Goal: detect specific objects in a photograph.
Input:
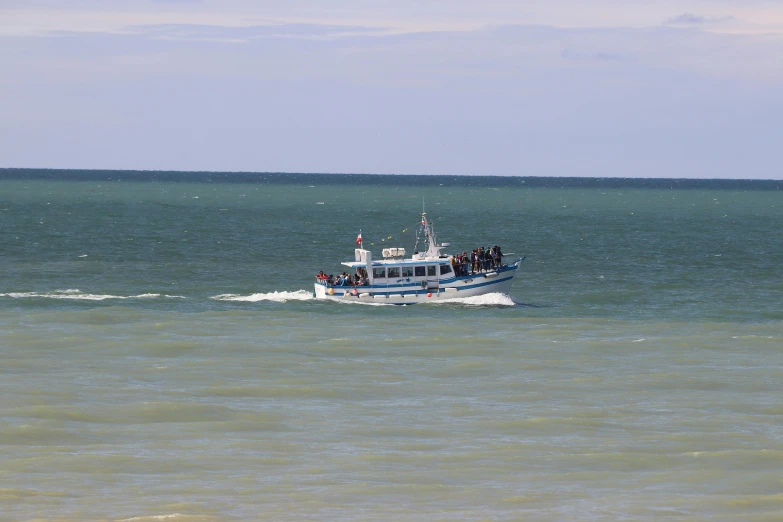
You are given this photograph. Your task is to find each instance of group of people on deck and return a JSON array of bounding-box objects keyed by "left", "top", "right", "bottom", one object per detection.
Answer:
[
  {"left": 452, "top": 246, "right": 503, "bottom": 276},
  {"left": 315, "top": 268, "right": 369, "bottom": 287}
]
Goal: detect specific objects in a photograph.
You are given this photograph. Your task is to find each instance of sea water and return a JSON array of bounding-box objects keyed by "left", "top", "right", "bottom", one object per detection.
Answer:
[{"left": 1, "top": 170, "right": 781, "bottom": 521}]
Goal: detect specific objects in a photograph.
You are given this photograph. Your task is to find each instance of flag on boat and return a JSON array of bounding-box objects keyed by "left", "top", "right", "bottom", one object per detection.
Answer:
[{"left": 356, "top": 231, "right": 362, "bottom": 245}]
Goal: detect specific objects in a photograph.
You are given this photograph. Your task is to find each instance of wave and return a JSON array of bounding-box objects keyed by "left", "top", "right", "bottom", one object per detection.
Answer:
[
  {"left": 212, "top": 290, "right": 515, "bottom": 306},
  {"left": 433, "top": 292, "right": 516, "bottom": 306},
  {"left": 210, "top": 290, "right": 314, "bottom": 302},
  {"left": 119, "top": 515, "right": 221, "bottom": 522},
  {"left": 326, "top": 291, "right": 516, "bottom": 307},
  {"left": 0, "top": 288, "right": 514, "bottom": 306},
  {"left": 0, "top": 289, "right": 186, "bottom": 301}
]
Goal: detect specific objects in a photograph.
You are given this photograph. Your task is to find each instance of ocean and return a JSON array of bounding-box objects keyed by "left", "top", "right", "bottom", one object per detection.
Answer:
[{"left": 1, "top": 169, "right": 781, "bottom": 521}]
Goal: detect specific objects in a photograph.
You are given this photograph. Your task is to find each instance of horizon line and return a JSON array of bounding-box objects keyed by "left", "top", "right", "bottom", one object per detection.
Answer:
[
  {"left": 2, "top": 167, "right": 782, "bottom": 183},
  {"left": 2, "top": 168, "right": 781, "bottom": 188}
]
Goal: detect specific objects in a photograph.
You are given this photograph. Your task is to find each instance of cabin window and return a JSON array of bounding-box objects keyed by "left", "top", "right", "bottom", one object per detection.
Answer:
[
  {"left": 427, "top": 266, "right": 436, "bottom": 277},
  {"left": 373, "top": 267, "right": 386, "bottom": 279},
  {"left": 440, "top": 264, "right": 452, "bottom": 275},
  {"left": 402, "top": 267, "right": 414, "bottom": 278},
  {"left": 387, "top": 267, "right": 400, "bottom": 278},
  {"left": 414, "top": 266, "right": 426, "bottom": 277}
]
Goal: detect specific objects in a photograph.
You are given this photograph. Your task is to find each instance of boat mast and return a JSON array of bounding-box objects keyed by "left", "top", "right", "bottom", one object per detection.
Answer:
[
  {"left": 421, "top": 211, "right": 440, "bottom": 258},
  {"left": 413, "top": 199, "right": 442, "bottom": 258}
]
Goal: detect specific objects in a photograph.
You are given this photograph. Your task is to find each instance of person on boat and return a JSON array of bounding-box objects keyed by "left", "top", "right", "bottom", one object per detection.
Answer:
[
  {"left": 495, "top": 246, "right": 503, "bottom": 268},
  {"left": 461, "top": 252, "right": 469, "bottom": 276}
]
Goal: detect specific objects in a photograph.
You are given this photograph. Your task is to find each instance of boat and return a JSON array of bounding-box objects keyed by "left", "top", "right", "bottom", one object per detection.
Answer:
[{"left": 313, "top": 211, "right": 525, "bottom": 304}]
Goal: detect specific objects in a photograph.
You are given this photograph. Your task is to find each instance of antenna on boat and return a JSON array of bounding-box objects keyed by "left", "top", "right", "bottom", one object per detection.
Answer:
[
  {"left": 414, "top": 198, "right": 425, "bottom": 255},
  {"left": 414, "top": 198, "right": 443, "bottom": 258}
]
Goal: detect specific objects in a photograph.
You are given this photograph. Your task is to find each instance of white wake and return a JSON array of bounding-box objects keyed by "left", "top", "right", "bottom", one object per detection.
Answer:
[
  {"left": 0, "top": 289, "right": 186, "bottom": 301},
  {"left": 210, "top": 290, "right": 315, "bottom": 302},
  {"left": 434, "top": 292, "right": 516, "bottom": 306}
]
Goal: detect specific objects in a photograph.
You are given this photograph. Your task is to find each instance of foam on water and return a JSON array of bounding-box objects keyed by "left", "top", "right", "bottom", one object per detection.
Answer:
[
  {"left": 327, "top": 292, "right": 516, "bottom": 307},
  {"left": 0, "top": 289, "right": 514, "bottom": 306},
  {"left": 434, "top": 292, "right": 516, "bottom": 306},
  {"left": 210, "top": 290, "right": 315, "bottom": 302},
  {"left": 0, "top": 289, "right": 186, "bottom": 301},
  {"left": 120, "top": 513, "right": 219, "bottom": 522}
]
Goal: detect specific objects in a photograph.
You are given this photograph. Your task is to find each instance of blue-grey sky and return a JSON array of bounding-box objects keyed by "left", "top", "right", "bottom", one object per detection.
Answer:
[{"left": 2, "top": 0, "right": 782, "bottom": 178}]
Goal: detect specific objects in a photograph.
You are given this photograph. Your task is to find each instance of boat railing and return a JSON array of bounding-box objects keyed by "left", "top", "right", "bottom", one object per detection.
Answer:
[{"left": 316, "top": 276, "right": 372, "bottom": 288}]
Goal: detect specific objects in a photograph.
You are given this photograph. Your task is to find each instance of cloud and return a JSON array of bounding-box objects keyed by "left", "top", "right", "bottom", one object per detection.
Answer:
[
  {"left": 133, "top": 23, "right": 387, "bottom": 43},
  {"left": 667, "top": 13, "right": 709, "bottom": 24},
  {"left": 665, "top": 13, "right": 737, "bottom": 25},
  {"left": 561, "top": 49, "right": 635, "bottom": 63},
  {"left": 2, "top": 3, "right": 783, "bottom": 40}
]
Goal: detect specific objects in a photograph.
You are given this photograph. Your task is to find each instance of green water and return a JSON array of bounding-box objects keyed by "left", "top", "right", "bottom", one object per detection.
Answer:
[{"left": 1, "top": 171, "right": 781, "bottom": 521}]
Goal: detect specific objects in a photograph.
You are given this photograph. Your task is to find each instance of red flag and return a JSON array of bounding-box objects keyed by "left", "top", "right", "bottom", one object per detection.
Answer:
[{"left": 355, "top": 232, "right": 362, "bottom": 245}]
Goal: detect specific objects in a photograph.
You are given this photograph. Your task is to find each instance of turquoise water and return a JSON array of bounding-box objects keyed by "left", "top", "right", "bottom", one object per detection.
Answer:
[{"left": 1, "top": 171, "right": 782, "bottom": 520}]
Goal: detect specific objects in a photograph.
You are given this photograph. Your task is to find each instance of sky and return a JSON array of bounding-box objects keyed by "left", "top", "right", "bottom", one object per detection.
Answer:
[{"left": 1, "top": 0, "right": 782, "bottom": 179}]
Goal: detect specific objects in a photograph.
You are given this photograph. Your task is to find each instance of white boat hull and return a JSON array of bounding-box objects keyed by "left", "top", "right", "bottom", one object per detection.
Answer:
[{"left": 314, "top": 259, "right": 522, "bottom": 305}]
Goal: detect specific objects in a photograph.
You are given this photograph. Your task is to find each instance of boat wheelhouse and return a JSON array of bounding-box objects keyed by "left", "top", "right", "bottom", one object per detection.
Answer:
[{"left": 314, "top": 211, "right": 524, "bottom": 304}]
